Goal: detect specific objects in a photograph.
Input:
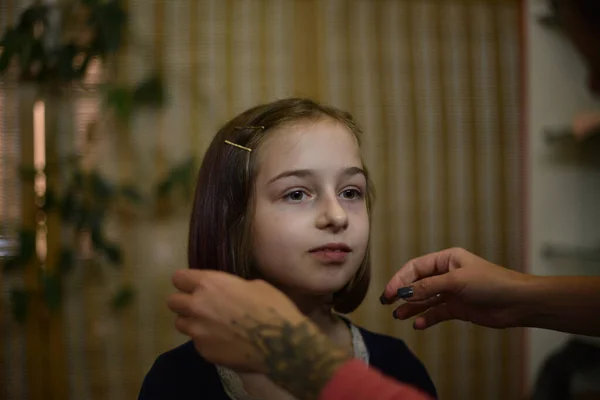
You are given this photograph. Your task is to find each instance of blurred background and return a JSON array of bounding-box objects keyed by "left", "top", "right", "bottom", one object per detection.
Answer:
[{"left": 1, "top": 0, "right": 599, "bottom": 399}]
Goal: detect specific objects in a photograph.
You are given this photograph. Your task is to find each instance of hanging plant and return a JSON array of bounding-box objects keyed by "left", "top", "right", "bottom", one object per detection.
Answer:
[{"left": 0, "top": 0, "right": 194, "bottom": 323}]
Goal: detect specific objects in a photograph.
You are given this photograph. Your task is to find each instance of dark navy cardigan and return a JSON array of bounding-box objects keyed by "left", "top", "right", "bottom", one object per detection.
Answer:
[{"left": 139, "top": 326, "right": 437, "bottom": 399}]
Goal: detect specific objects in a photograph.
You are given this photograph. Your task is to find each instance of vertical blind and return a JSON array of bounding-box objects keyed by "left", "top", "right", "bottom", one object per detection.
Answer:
[{"left": 0, "top": 1, "right": 524, "bottom": 399}]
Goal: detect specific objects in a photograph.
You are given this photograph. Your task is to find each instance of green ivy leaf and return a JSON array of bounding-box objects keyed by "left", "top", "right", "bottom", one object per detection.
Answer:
[
  {"left": 0, "top": 28, "right": 19, "bottom": 73},
  {"left": 56, "top": 43, "right": 81, "bottom": 81},
  {"left": 156, "top": 177, "right": 174, "bottom": 197},
  {"left": 90, "top": 0, "right": 126, "bottom": 54},
  {"left": 103, "top": 242, "right": 123, "bottom": 266},
  {"left": 74, "top": 52, "right": 93, "bottom": 79},
  {"left": 72, "top": 169, "right": 84, "bottom": 188},
  {"left": 40, "top": 272, "right": 62, "bottom": 313},
  {"left": 176, "top": 157, "right": 195, "bottom": 198},
  {"left": 132, "top": 75, "right": 165, "bottom": 108},
  {"left": 104, "top": 86, "right": 133, "bottom": 121},
  {"left": 156, "top": 157, "right": 195, "bottom": 198},
  {"left": 174, "top": 157, "right": 195, "bottom": 180},
  {"left": 16, "top": 5, "right": 49, "bottom": 34},
  {"left": 10, "top": 288, "right": 30, "bottom": 324},
  {"left": 90, "top": 171, "right": 114, "bottom": 202},
  {"left": 18, "top": 36, "right": 46, "bottom": 81},
  {"left": 89, "top": 219, "right": 105, "bottom": 250},
  {"left": 0, "top": 46, "right": 12, "bottom": 73},
  {"left": 18, "top": 34, "right": 34, "bottom": 70},
  {"left": 111, "top": 284, "right": 135, "bottom": 311},
  {"left": 120, "top": 185, "right": 144, "bottom": 203}
]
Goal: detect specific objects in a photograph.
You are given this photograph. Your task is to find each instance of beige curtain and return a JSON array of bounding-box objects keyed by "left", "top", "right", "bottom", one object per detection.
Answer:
[{"left": 1, "top": 1, "right": 524, "bottom": 399}]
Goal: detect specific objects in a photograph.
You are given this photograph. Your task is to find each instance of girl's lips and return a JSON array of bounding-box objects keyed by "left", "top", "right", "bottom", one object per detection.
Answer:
[
  {"left": 309, "top": 248, "right": 350, "bottom": 263},
  {"left": 309, "top": 242, "right": 352, "bottom": 252}
]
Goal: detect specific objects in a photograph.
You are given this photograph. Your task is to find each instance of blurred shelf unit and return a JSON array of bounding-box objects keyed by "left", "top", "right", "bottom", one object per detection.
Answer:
[
  {"left": 537, "top": 12, "right": 561, "bottom": 29},
  {"left": 543, "top": 126, "right": 600, "bottom": 145},
  {"left": 542, "top": 243, "right": 600, "bottom": 263},
  {"left": 544, "top": 126, "right": 576, "bottom": 144}
]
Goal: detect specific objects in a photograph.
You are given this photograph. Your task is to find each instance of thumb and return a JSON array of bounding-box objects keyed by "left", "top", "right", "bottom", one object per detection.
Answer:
[
  {"left": 405, "top": 274, "right": 456, "bottom": 302},
  {"left": 413, "top": 303, "right": 454, "bottom": 330}
]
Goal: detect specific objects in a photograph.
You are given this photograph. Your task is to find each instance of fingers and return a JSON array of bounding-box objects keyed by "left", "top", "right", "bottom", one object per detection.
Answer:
[
  {"left": 410, "top": 274, "right": 457, "bottom": 301},
  {"left": 174, "top": 315, "right": 205, "bottom": 338},
  {"left": 167, "top": 292, "right": 193, "bottom": 317},
  {"left": 392, "top": 294, "right": 445, "bottom": 320},
  {"left": 174, "top": 315, "right": 191, "bottom": 336},
  {"left": 172, "top": 269, "right": 247, "bottom": 294},
  {"left": 172, "top": 269, "right": 205, "bottom": 294},
  {"left": 384, "top": 273, "right": 457, "bottom": 310},
  {"left": 413, "top": 303, "right": 454, "bottom": 330},
  {"left": 382, "top": 248, "right": 465, "bottom": 301}
]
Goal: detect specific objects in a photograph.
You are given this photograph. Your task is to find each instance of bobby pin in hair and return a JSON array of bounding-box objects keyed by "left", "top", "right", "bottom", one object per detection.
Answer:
[{"left": 224, "top": 140, "right": 252, "bottom": 152}]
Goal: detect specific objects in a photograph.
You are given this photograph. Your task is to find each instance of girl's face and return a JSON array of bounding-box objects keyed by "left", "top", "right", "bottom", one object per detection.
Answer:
[{"left": 251, "top": 118, "right": 370, "bottom": 298}]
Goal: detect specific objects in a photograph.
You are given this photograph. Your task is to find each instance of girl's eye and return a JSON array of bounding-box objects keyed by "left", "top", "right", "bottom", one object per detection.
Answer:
[
  {"left": 340, "top": 188, "right": 363, "bottom": 200},
  {"left": 284, "top": 190, "right": 308, "bottom": 202}
]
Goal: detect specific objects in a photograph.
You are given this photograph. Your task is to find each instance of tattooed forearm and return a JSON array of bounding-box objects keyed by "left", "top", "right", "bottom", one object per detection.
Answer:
[{"left": 234, "top": 310, "right": 351, "bottom": 400}]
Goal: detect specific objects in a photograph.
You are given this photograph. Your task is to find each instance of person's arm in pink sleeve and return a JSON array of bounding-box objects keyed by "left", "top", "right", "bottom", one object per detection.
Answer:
[{"left": 319, "top": 359, "right": 433, "bottom": 400}]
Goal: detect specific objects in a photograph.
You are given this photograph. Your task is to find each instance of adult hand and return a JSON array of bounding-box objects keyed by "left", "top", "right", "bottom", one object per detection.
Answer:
[
  {"left": 380, "top": 248, "right": 531, "bottom": 330},
  {"left": 167, "top": 269, "right": 352, "bottom": 399},
  {"left": 167, "top": 269, "right": 308, "bottom": 373}
]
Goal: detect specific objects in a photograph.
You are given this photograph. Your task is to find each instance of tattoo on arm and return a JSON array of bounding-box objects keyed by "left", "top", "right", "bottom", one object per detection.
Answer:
[{"left": 234, "top": 310, "right": 351, "bottom": 400}]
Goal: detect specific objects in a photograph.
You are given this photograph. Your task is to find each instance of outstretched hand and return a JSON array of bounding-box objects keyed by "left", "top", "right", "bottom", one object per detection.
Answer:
[{"left": 381, "top": 248, "right": 531, "bottom": 330}]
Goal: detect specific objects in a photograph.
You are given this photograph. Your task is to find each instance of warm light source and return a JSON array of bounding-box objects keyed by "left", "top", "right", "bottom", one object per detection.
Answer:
[
  {"left": 33, "top": 100, "right": 46, "bottom": 171},
  {"left": 33, "top": 100, "right": 47, "bottom": 264}
]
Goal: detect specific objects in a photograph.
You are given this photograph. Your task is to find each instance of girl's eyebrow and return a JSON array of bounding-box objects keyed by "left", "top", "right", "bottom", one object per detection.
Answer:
[{"left": 267, "top": 167, "right": 365, "bottom": 186}]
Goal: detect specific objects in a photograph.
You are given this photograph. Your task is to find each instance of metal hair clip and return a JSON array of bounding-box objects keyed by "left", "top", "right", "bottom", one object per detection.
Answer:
[
  {"left": 224, "top": 140, "right": 252, "bottom": 152},
  {"left": 225, "top": 126, "right": 265, "bottom": 152}
]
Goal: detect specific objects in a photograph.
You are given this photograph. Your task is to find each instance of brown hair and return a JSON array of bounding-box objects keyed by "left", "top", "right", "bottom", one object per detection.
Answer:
[{"left": 188, "top": 98, "right": 374, "bottom": 314}]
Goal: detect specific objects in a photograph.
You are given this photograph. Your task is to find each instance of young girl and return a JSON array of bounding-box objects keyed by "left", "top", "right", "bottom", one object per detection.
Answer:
[{"left": 139, "top": 98, "right": 437, "bottom": 399}]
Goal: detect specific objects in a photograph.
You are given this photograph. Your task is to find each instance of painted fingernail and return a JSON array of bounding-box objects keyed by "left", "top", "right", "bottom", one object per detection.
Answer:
[
  {"left": 397, "top": 286, "right": 414, "bottom": 299},
  {"left": 379, "top": 293, "right": 389, "bottom": 305},
  {"left": 392, "top": 310, "right": 398, "bottom": 319}
]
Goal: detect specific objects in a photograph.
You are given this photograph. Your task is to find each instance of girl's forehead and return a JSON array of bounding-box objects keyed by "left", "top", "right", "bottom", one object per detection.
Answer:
[{"left": 256, "top": 120, "right": 362, "bottom": 172}]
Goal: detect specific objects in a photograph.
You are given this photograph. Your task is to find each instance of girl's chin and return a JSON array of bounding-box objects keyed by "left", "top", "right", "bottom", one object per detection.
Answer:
[
  {"left": 280, "top": 281, "right": 349, "bottom": 299},
  {"left": 262, "top": 268, "right": 358, "bottom": 299}
]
